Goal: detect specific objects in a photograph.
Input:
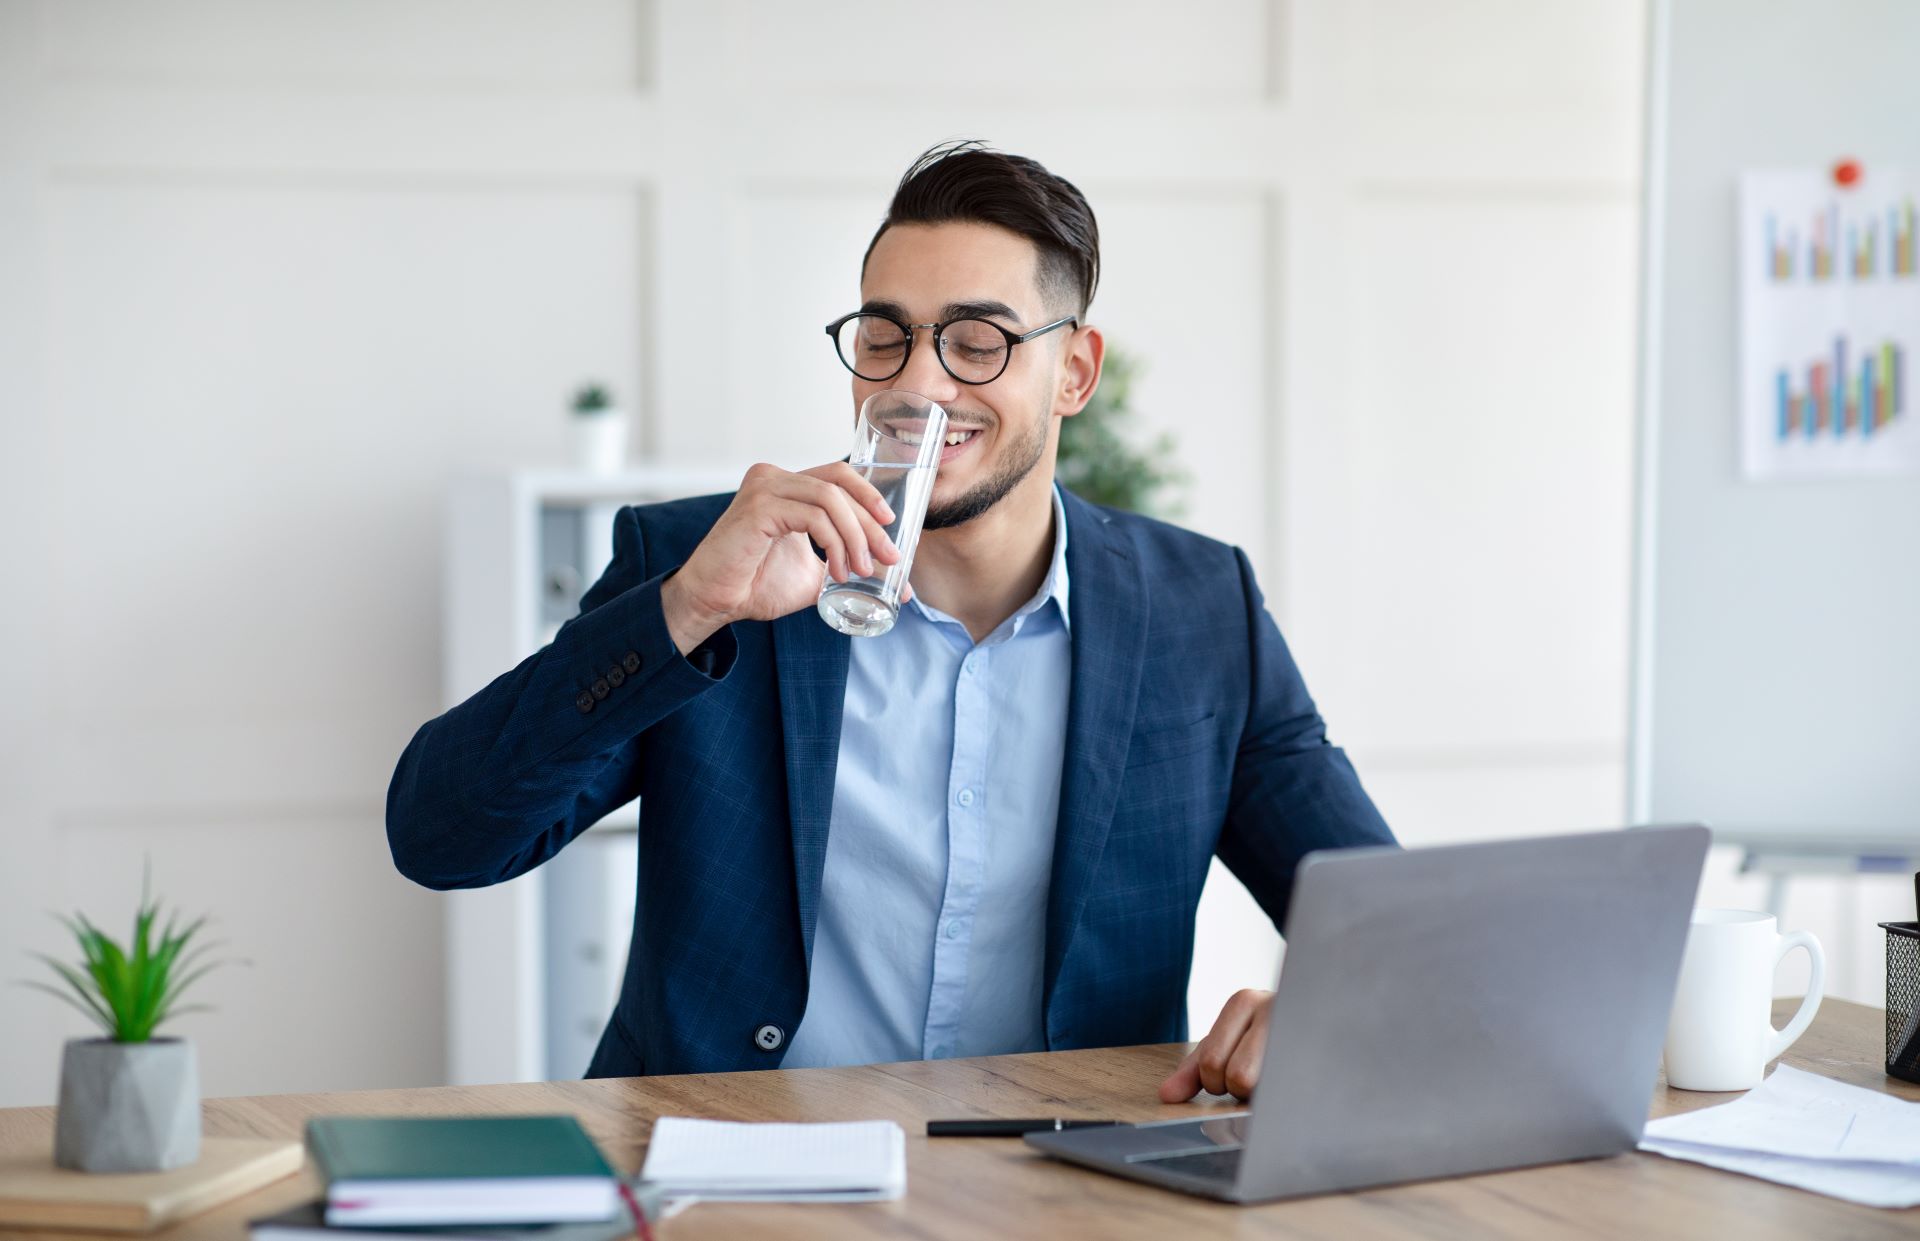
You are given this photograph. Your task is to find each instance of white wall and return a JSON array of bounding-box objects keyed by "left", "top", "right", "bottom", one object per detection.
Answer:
[{"left": 1, "top": 0, "right": 1661, "bottom": 1105}]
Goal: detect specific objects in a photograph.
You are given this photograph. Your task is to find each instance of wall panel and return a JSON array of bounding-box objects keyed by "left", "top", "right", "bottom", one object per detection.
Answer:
[
  {"left": 1353, "top": 0, "right": 1643, "bottom": 109},
  {"left": 714, "top": 0, "right": 1277, "bottom": 104},
  {"left": 40, "top": 0, "right": 650, "bottom": 91},
  {"left": 1307, "top": 196, "right": 1639, "bottom": 754},
  {"left": 44, "top": 179, "right": 643, "bottom": 811}
]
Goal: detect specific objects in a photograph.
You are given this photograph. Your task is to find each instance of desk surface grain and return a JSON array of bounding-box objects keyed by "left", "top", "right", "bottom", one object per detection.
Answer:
[{"left": 0, "top": 998, "right": 1910, "bottom": 1239}]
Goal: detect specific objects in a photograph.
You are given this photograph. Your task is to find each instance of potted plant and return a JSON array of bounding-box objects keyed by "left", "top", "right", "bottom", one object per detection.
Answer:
[
  {"left": 1055, "top": 346, "right": 1188, "bottom": 517},
  {"left": 25, "top": 876, "right": 226, "bottom": 1172},
  {"left": 570, "top": 382, "right": 630, "bottom": 475}
]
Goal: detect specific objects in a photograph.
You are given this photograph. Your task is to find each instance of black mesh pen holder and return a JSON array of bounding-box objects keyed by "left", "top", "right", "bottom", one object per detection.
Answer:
[{"left": 1882, "top": 921, "right": 1920, "bottom": 1083}]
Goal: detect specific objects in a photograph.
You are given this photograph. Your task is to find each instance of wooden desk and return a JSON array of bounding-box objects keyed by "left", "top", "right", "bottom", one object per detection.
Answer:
[{"left": 1, "top": 999, "right": 1911, "bottom": 1239}]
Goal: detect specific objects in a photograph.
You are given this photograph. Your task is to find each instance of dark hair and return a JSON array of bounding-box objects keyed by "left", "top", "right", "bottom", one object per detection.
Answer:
[{"left": 863, "top": 140, "right": 1100, "bottom": 316}]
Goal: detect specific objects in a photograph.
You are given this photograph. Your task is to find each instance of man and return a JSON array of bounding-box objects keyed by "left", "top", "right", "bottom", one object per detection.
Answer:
[{"left": 386, "top": 141, "right": 1395, "bottom": 1103}]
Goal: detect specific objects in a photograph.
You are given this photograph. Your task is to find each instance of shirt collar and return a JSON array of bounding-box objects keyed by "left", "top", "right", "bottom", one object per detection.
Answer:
[
  {"left": 906, "top": 483, "right": 1071, "bottom": 638},
  {"left": 1021, "top": 484, "right": 1067, "bottom": 637}
]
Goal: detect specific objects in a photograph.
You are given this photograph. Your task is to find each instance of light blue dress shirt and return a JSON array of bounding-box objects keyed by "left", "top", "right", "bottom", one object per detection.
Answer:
[{"left": 782, "top": 486, "right": 1072, "bottom": 1067}]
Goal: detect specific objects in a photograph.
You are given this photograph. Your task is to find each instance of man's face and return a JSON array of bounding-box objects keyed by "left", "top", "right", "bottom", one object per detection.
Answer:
[{"left": 855, "top": 221, "right": 1067, "bottom": 529}]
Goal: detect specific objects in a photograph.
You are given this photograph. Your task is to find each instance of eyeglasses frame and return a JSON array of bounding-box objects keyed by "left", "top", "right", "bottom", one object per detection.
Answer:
[{"left": 823, "top": 310, "right": 1079, "bottom": 386}]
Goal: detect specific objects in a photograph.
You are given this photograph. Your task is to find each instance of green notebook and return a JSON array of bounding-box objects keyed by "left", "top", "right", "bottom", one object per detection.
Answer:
[{"left": 306, "top": 1116, "right": 619, "bottom": 1228}]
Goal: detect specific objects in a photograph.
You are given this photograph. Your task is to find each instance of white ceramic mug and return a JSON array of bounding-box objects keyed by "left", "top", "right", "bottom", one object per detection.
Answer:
[{"left": 1663, "top": 908, "right": 1824, "bottom": 1092}]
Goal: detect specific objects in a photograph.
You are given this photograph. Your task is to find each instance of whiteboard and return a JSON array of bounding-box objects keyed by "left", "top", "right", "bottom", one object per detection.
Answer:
[{"left": 1629, "top": 0, "right": 1920, "bottom": 845}]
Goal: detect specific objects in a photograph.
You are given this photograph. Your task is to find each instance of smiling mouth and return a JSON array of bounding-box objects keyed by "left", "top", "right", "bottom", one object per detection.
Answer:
[{"left": 898, "top": 427, "right": 984, "bottom": 446}]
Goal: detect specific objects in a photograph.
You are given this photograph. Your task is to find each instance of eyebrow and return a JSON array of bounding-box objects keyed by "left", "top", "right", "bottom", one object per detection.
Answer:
[{"left": 858, "top": 297, "right": 1026, "bottom": 327}]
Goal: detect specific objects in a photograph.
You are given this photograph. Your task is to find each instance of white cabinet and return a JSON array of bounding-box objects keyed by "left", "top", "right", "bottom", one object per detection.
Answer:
[{"left": 442, "top": 466, "right": 743, "bottom": 1085}]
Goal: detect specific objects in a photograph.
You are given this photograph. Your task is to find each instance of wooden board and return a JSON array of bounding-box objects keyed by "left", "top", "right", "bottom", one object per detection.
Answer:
[{"left": 0, "top": 1138, "right": 303, "bottom": 1232}]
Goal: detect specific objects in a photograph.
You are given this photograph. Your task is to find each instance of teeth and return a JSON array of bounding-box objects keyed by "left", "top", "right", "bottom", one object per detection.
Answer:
[
  {"left": 944, "top": 430, "right": 975, "bottom": 445},
  {"left": 898, "top": 430, "right": 921, "bottom": 445}
]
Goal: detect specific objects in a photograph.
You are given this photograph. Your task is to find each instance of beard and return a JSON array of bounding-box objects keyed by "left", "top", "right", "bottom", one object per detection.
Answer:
[{"left": 923, "top": 405, "right": 1051, "bottom": 531}]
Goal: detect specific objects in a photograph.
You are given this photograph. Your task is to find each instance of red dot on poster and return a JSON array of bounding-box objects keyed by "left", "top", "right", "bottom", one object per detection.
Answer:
[{"left": 1834, "top": 159, "right": 1863, "bottom": 187}]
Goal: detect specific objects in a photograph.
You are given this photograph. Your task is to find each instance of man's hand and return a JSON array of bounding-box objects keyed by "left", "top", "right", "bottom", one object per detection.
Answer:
[
  {"left": 1158, "top": 988, "right": 1274, "bottom": 1102},
  {"left": 660, "top": 462, "right": 901, "bottom": 654}
]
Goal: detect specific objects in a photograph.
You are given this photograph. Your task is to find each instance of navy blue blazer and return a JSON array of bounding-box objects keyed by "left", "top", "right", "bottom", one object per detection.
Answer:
[{"left": 386, "top": 487, "right": 1395, "bottom": 1078}]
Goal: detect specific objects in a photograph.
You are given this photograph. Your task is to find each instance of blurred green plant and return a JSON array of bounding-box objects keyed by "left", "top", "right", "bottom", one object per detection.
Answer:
[
  {"left": 23, "top": 869, "right": 227, "bottom": 1043},
  {"left": 1054, "top": 346, "right": 1187, "bottom": 518},
  {"left": 570, "top": 383, "right": 613, "bottom": 415}
]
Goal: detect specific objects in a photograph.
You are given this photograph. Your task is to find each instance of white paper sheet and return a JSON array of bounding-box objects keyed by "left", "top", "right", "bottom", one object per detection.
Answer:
[{"left": 1640, "top": 1065, "right": 1920, "bottom": 1207}]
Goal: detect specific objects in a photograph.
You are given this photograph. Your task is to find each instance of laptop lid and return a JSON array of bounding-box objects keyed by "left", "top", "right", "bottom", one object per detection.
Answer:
[{"left": 1233, "top": 824, "right": 1709, "bottom": 1201}]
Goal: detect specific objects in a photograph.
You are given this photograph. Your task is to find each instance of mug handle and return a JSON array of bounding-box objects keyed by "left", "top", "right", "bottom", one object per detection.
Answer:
[{"left": 1767, "top": 930, "right": 1826, "bottom": 1062}]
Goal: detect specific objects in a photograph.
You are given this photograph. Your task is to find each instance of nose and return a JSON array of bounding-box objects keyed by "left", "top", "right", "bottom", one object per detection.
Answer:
[{"left": 897, "top": 326, "right": 962, "bottom": 404}]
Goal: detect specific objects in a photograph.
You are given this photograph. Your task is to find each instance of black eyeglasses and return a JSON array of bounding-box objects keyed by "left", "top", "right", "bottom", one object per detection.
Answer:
[{"left": 825, "top": 311, "right": 1077, "bottom": 386}]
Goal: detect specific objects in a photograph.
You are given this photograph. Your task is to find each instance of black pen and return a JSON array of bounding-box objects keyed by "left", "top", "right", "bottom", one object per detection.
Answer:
[{"left": 927, "top": 1118, "right": 1120, "bottom": 1137}]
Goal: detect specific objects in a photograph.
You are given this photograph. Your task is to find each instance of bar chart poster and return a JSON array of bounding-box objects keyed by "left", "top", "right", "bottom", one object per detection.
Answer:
[{"left": 1739, "top": 168, "right": 1919, "bottom": 479}]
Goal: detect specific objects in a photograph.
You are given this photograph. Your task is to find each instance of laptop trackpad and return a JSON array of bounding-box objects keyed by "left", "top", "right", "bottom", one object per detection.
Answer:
[{"left": 1059, "top": 1114, "right": 1251, "bottom": 1163}]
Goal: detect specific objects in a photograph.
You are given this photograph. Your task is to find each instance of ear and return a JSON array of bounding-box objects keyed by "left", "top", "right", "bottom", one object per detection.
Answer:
[{"left": 1054, "top": 323, "right": 1105, "bottom": 418}]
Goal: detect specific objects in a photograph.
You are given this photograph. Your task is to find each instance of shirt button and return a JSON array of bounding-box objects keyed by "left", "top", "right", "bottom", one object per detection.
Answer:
[
  {"left": 964, "top": 657, "right": 978, "bottom": 676},
  {"left": 591, "top": 678, "right": 610, "bottom": 700},
  {"left": 575, "top": 691, "right": 595, "bottom": 714},
  {"left": 622, "top": 651, "right": 642, "bottom": 674},
  {"left": 931, "top": 1045, "right": 951, "bottom": 1059},
  {"left": 606, "top": 665, "right": 626, "bottom": 688},
  {"left": 945, "top": 920, "right": 962, "bottom": 939},
  {"left": 753, "top": 1024, "right": 785, "bottom": 1052},
  {"left": 956, "top": 789, "right": 975, "bottom": 808}
]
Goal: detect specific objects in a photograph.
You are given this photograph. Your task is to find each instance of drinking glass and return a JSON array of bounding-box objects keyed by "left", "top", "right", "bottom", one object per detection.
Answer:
[{"left": 816, "top": 390, "right": 946, "bottom": 637}]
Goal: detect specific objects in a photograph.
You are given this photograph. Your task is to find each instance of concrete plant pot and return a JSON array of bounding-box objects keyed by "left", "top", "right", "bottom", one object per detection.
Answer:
[{"left": 54, "top": 1038, "right": 201, "bottom": 1172}]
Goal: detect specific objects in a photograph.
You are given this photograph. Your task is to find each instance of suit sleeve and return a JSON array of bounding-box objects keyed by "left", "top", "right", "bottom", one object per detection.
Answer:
[
  {"left": 1215, "top": 546, "right": 1397, "bottom": 933},
  {"left": 385, "top": 504, "right": 737, "bottom": 890}
]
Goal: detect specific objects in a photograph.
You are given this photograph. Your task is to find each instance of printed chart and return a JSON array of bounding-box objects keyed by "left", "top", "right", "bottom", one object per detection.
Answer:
[{"left": 1741, "top": 168, "right": 1920, "bottom": 478}]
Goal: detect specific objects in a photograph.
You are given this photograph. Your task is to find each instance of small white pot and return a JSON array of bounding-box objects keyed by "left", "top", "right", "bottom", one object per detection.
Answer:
[
  {"left": 573, "top": 409, "right": 631, "bottom": 475},
  {"left": 55, "top": 1038, "right": 201, "bottom": 1172}
]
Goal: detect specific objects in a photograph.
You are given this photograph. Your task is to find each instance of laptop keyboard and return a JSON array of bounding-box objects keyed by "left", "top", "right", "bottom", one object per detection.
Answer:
[{"left": 1143, "top": 1147, "right": 1244, "bottom": 1183}]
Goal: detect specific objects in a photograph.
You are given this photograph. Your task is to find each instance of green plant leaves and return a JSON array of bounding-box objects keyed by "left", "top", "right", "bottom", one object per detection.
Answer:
[
  {"left": 24, "top": 880, "right": 226, "bottom": 1043},
  {"left": 571, "top": 383, "right": 613, "bottom": 414}
]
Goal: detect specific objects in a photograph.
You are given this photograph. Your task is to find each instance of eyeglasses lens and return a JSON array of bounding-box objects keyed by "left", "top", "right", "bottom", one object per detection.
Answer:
[
  {"left": 836, "top": 315, "right": 907, "bottom": 380},
  {"left": 938, "top": 319, "right": 1009, "bottom": 383}
]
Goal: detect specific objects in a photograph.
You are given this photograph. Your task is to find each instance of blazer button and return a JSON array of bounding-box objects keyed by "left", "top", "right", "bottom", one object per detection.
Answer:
[
  {"left": 622, "top": 651, "right": 642, "bottom": 674},
  {"left": 753, "top": 1024, "right": 785, "bottom": 1052},
  {"left": 575, "top": 691, "right": 595, "bottom": 714},
  {"left": 591, "top": 678, "right": 610, "bottom": 700},
  {"left": 606, "top": 666, "right": 626, "bottom": 688}
]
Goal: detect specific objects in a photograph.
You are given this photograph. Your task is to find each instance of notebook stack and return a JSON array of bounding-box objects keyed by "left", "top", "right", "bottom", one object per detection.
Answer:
[{"left": 251, "top": 1116, "right": 632, "bottom": 1241}]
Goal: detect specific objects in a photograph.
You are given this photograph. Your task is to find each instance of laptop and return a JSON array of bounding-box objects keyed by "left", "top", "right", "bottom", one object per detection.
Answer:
[{"left": 1025, "top": 824, "right": 1710, "bottom": 1203}]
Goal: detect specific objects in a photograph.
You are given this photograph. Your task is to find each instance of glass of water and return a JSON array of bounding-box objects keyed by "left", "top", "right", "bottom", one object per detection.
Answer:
[{"left": 816, "top": 390, "right": 947, "bottom": 637}]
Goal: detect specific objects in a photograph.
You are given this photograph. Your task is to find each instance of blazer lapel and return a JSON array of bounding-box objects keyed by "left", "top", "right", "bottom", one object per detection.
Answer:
[
  {"left": 771, "top": 608, "right": 850, "bottom": 965},
  {"left": 1044, "top": 492, "right": 1149, "bottom": 1018}
]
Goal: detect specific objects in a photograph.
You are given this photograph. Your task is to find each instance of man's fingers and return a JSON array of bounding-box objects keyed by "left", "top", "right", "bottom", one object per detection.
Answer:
[
  {"left": 790, "top": 477, "right": 873, "bottom": 577},
  {"left": 811, "top": 463, "right": 900, "bottom": 564},
  {"left": 1158, "top": 1050, "right": 1202, "bottom": 1103},
  {"left": 1194, "top": 989, "right": 1268, "bottom": 1097},
  {"left": 782, "top": 474, "right": 894, "bottom": 576},
  {"left": 1222, "top": 1003, "right": 1271, "bottom": 1101},
  {"left": 773, "top": 500, "right": 848, "bottom": 582},
  {"left": 810, "top": 461, "right": 895, "bottom": 526}
]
